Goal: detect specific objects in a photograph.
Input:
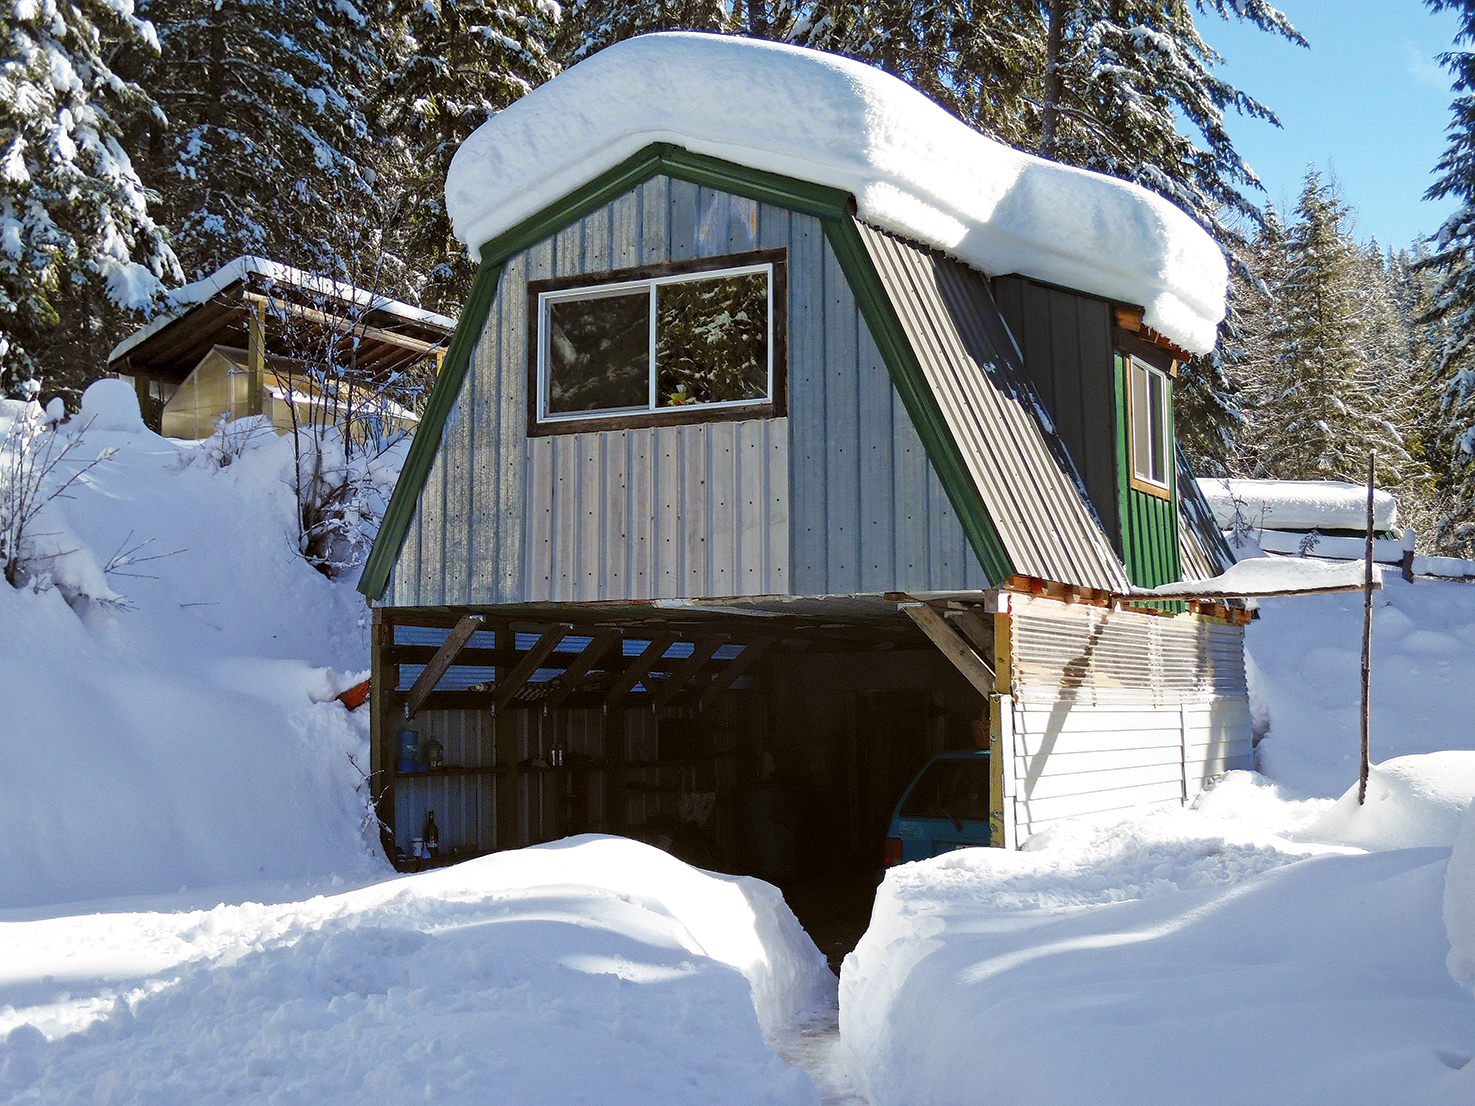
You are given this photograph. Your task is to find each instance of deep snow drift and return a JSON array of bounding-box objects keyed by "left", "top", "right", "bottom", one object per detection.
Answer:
[
  {"left": 446, "top": 33, "right": 1226, "bottom": 353},
  {"left": 0, "top": 386, "right": 395, "bottom": 908},
  {"left": 0, "top": 836, "right": 835, "bottom": 1105},
  {"left": 1247, "top": 576, "right": 1475, "bottom": 797},
  {"left": 841, "top": 774, "right": 1475, "bottom": 1106}
]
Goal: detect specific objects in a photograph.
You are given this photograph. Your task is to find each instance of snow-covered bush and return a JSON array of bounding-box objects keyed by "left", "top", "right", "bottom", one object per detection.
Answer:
[{"left": 0, "top": 394, "right": 118, "bottom": 604}]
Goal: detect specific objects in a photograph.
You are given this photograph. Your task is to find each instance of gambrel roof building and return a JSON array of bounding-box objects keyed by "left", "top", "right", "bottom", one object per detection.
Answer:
[{"left": 359, "top": 34, "right": 1250, "bottom": 872}]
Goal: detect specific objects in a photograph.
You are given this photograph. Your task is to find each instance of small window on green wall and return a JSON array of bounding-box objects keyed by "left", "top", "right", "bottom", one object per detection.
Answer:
[{"left": 1128, "top": 356, "right": 1170, "bottom": 496}]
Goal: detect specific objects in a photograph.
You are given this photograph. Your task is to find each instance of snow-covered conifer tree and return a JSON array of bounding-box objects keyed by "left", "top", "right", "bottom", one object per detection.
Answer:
[
  {"left": 1415, "top": 1, "right": 1475, "bottom": 552},
  {"left": 1239, "top": 171, "right": 1410, "bottom": 485},
  {"left": 1, "top": 0, "right": 178, "bottom": 395},
  {"left": 560, "top": 0, "right": 730, "bottom": 63},
  {"left": 129, "top": 0, "right": 383, "bottom": 281},
  {"left": 379, "top": 0, "right": 561, "bottom": 310}
]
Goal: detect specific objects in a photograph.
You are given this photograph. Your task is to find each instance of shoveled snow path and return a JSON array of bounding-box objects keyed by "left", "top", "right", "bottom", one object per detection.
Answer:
[{"left": 771, "top": 1003, "right": 868, "bottom": 1106}]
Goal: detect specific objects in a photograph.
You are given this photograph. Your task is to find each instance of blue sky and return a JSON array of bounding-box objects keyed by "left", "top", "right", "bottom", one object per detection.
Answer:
[{"left": 1200, "top": 0, "right": 1465, "bottom": 249}]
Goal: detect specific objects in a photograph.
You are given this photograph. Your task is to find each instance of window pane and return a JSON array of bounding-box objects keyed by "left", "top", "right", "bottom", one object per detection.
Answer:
[
  {"left": 1148, "top": 369, "right": 1167, "bottom": 485},
  {"left": 899, "top": 759, "right": 991, "bottom": 822},
  {"left": 1131, "top": 362, "right": 1151, "bottom": 481},
  {"left": 655, "top": 272, "right": 768, "bottom": 407},
  {"left": 546, "top": 292, "right": 650, "bottom": 414}
]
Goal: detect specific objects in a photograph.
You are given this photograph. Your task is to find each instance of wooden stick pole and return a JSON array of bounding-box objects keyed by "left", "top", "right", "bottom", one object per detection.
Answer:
[{"left": 1360, "top": 451, "right": 1375, "bottom": 805}]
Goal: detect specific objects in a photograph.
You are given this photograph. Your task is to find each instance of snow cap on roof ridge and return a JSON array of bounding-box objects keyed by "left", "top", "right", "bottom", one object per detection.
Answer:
[{"left": 446, "top": 32, "right": 1228, "bottom": 353}]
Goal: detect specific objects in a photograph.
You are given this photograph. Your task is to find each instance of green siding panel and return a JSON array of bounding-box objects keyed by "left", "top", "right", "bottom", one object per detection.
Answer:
[{"left": 1113, "top": 351, "right": 1181, "bottom": 589}]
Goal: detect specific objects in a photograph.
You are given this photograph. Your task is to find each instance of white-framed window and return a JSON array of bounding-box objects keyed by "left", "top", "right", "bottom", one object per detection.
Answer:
[
  {"left": 530, "top": 251, "right": 783, "bottom": 433},
  {"left": 1128, "top": 355, "right": 1171, "bottom": 493}
]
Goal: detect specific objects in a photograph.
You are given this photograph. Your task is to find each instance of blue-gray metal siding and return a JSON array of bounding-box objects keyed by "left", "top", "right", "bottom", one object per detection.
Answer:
[{"left": 388, "top": 176, "right": 987, "bottom": 607}]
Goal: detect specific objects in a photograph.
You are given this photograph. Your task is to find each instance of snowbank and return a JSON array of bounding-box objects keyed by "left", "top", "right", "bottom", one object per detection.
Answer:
[
  {"left": 1143, "top": 553, "right": 1379, "bottom": 598},
  {"left": 1198, "top": 477, "right": 1397, "bottom": 532},
  {"left": 840, "top": 786, "right": 1473, "bottom": 1106},
  {"left": 1248, "top": 577, "right": 1475, "bottom": 797},
  {"left": 1304, "top": 753, "right": 1475, "bottom": 850},
  {"left": 1, "top": 397, "right": 389, "bottom": 908},
  {"left": 0, "top": 837, "right": 827, "bottom": 1105},
  {"left": 1446, "top": 799, "right": 1475, "bottom": 994},
  {"left": 446, "top": 33, "right": 1226, "bottom": 353}
]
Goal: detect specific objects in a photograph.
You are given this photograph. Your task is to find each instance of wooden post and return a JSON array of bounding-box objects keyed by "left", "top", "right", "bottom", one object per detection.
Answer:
[
  {"left": 1360, "top": 451, "right": 1375, "bottom": 805},
  {"left": 246, "top": 297, "right": 267, "bottom": 416},
  {"left": 495, "top": 628, "right": 520, "bottom": 849},
  {"left": 370, "top": 608, "right": 396, "bottom": 856}
]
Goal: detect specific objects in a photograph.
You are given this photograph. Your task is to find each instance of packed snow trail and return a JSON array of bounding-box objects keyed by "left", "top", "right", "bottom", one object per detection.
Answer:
[
  {"left": 0, "top": 837, "right": 834, "bottom": 1105},
  {"left": 771, "top": 1006, "right": 868, "bottom": 1106}
]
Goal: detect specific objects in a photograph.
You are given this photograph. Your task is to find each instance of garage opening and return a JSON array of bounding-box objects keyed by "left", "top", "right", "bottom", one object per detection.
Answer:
[{"left": 370, "top": 597, "right": 991, "bottom": 967}]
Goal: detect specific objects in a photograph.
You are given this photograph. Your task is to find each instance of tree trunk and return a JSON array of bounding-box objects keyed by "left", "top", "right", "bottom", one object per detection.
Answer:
[{"left": 1040, "top": 0, "right": 1068, "bottom": 159}]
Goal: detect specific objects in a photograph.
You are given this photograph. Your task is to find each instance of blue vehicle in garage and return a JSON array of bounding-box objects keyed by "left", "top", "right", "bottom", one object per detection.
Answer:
[{"left": 884, "top": 750, "right": 995, "bottom": 867}]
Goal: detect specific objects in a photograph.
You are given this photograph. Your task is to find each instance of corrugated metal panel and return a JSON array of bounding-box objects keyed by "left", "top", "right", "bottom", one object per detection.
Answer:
[
  {"left": 1007, "top": 593, "right": 1249, "bottom": 707},
  {"left": 524, "top": 421, "right": 788, "bottom": 600},
  {"left": 1109, "top": 350, "right": 1182, "bottom": 589},
  {"left": 393, "top": 175, "right": 989, "bottom": 606},
  {"left": 856, "top": 223, "right": 1130, "bottom": 592},
  {"left": 1176, "top": 448, "right": 1237, "bottom": 582}
]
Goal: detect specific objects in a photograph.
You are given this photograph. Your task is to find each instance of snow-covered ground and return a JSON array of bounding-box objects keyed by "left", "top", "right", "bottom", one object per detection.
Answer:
[
  {"left": 0, "top": 836, "right": 834, "bottom": 1104},
  {"left": 7, "top": 385, "right": 1475, "bottom": 1104}
]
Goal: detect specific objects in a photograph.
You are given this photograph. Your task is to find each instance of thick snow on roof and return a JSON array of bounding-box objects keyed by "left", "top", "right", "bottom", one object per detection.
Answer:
[
  {"left": 446, "top": 33, "right": 1227, "bottom": 353},
  {"left": 108, "top": 256, "right": 456, "bottom": 363},
  {"left": 1198, "top": 477, "right": 1398, "bottom": 532},
  {"left": 1142, "top": 554, "right": 1382, "bottom": 598}
]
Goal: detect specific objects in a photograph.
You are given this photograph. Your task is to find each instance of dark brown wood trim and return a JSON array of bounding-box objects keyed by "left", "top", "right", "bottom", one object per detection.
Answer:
[
  {"left": 527, "top": 248, "right": 788, "bottom": 437},
  {"left": 1114, "top": 329, "right": 1178, "bottom": 376}
]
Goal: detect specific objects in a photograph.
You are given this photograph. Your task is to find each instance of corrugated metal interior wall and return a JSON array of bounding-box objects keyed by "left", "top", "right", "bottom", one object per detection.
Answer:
[
  {"left": 388, "top": 175, "right": 987, "bottom": 607},
  {"left": 1000, "top": 593, "right": 1252, "bottom": 843}
]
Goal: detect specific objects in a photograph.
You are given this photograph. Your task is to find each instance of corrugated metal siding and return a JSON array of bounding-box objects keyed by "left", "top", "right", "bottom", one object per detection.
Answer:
[
  {"left": 992, "top": 276, "right": 1120, "bottom": 548},
  {"left": 390, "top": 176, "right": 988, "bottom": 605},
  {"left": 999, "top": 593, "right": 1253, "bottom": 842},
  {"left": 1176, "top": 447, "right": 1237, "bottom": 582},
  {"left": 525, "top": 421, "right": 788, "bottom": 600},
  {"left": 857, "top": 224, "right": 1129, "bottom": 592}
]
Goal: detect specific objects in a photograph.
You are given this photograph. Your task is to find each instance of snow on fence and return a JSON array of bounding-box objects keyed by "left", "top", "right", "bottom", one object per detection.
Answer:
[{"left": 1248, "top": 528, "right": 1475, "bottom": 581}]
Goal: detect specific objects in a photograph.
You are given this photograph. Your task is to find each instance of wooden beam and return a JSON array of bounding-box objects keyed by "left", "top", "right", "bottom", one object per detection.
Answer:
[
  {"left": 948, "top": 610, "right": 995, "bottom": 659},
  {"left": 604, "top": 634, "right": 676, "bottom": 711},
  {"left": 246, "top": 296, "right": 267, "bottom": 416},
  {"left": 649, "top": 634, "right": 730, "bottom": 711},
  {"left": 244, "top": 292, "right": 443, "bottom": 354},
  {"left": 698, "top": 636, "right": 774, "bottom": 712},
  {"left": 492, "top": 628, "right": 569, "bottom": 714},
  {"left": 902, "top": 604, "right": 996, "bottom": 698},
  {"left": 402, "top": 614, "right": 482, "bottom": 717},
  {"left": 541, "top": 630, "right": 619, "bottom": 711}
]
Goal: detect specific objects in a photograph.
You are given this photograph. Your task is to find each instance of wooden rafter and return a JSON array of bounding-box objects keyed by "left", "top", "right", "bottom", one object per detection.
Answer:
[
  {"left": 244, "top": 292, "right": 442, "bottom": 355},
  {"left": 605, "top": 634, "right": 677, "bottom": 711},
  {"left": 698, "top": 636, "right": 774, "bottom": 712},
  {"left": 902, "top": 604, "right": 995, "bottom": 698},
  {"left": 403, "top": 614, "right": 483, "bottom": 717},
  {"left": 648, "top": 633, "right": 730, "bottom": 711},
  {"left": 541, "top": 630, "right": 619, "bottom": 711},
  {"left": 492, "top": 628, "right": 570, "bottom": 714}
]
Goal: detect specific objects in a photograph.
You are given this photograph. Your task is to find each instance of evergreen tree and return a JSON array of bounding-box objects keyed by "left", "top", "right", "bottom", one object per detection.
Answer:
[
  {"left": 561, "top": 0, "right": 729, "bottom": 64},
  {"left": 1, "top": 0, "right": 178, "bottom": 395},
  {"left": 1416, "top": 1, "right": 1475, "bottom": 552},
  {"left": 379, "top": 0, "right": 561, "bottom": 310},
  {"left": 1238, "top": 170, "right": 1410, "bottom": 485},
  {"left": 127, "top": 0, "right": 384, "bottom": 281}
]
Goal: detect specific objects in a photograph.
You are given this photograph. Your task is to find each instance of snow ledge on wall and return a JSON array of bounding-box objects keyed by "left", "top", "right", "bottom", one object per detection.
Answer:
[{"left": 445, "top": 33, "right": 1227, "bottom": 354}]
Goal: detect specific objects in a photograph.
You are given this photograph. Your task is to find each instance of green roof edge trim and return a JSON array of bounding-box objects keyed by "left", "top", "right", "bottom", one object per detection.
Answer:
[
  {"left": 821, "top": 215, "right": 1013, "bottom": 585},
  {"left": 359, "top": 142, "right": 1007, "bottom": 598}
]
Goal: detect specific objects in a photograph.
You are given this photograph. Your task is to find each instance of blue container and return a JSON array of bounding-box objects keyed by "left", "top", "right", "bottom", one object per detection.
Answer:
[
  {"left": 397, "top": 756, "right": 420, "bottom": 774},
  {"left": 397, "top": 730, "right": 420, "bottom": 759}
]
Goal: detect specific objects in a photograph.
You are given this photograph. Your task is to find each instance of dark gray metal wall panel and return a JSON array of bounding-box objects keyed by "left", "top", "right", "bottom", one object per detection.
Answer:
[
  {"left": 396, "top": 176, "right": 989, "bottom": 605},
  {"left": 858, "top": 225, "right": 1128, "bottom": 591},
  {"left": 993, "top": 275, "right": 1120, "bottom": 548}
]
